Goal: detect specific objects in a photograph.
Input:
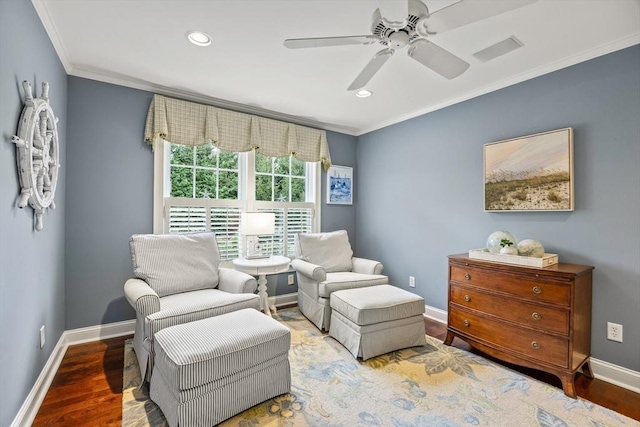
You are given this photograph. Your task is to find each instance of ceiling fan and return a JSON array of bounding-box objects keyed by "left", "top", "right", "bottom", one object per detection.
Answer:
[{"left": 284, "top": 0, "right": 537, "bottom": 91}]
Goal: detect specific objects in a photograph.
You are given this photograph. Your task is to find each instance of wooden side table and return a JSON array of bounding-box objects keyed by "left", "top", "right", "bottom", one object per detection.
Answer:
[{"left": 232, "top": 255, "right": 291, "bottom": 317}]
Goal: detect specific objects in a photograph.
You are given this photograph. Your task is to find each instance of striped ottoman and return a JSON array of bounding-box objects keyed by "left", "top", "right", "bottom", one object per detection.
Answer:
[
  {"left": 150, "top": 308, "right": 291, "bottom": 427},
  {"left": 329, "top": 284, "right": 427, "bottom": 360}
]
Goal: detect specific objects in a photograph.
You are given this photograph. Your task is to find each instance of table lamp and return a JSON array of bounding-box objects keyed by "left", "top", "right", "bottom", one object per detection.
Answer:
[{"left": 239, "top": 212, "right": 275, "bottom": 259}]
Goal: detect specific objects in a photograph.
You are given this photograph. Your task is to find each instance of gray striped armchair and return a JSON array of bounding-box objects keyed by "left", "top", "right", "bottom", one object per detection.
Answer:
[
  {"left": 293, "top": 230, "right": 389, "bottom": 331},
  {"left": 124, "top": 232, "right": 260, "bottom": 382}
]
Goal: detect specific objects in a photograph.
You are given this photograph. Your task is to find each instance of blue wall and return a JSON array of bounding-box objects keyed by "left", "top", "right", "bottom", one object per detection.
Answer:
[
  {"left": 0, "top": 1, "right": 67, "bottom": 425},
  {"left": 65, "top": 77, "right": 358, "bottom": 328},
  {"left": 65, "top": 77, "right": 154, "bottom": 329},
  {"left": 356, "top": 46, "right": 640, "bottom": 371}
]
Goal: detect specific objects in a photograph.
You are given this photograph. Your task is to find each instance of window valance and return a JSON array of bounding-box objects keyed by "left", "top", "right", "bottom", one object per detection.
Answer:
[{"left": 144, "top": 94, "right": 331, "bottom": 170}]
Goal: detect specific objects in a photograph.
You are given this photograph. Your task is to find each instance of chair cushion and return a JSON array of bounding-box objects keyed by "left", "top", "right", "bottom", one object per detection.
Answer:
[
  {"left": 297, "top": 230, "right": 353, "bottom": 272},
  {"left": 153, "top": 308, "right": 290, "bottom": 390},
  {"left": 130, "top": 233, "right": 220, "bottom": 297},
  {"left": 330, "top": 284, "right": 425, "bottom": 326},
  {"left": 145, "top": 289, "right": 260, "bottom": 341},
  {"left": 318, "top": 272, "right": 389, "bottom": 298}
]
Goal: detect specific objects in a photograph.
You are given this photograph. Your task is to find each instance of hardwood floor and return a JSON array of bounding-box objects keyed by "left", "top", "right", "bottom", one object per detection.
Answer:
[{"left": 33, "top": 317, "right": 640, "bottom": 426}]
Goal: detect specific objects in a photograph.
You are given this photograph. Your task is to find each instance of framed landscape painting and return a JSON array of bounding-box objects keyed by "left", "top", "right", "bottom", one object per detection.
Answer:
[
  {"left": 327, "top": 165, "right": 353, "bottom": 205},
  {"left": 484, "top": 127, "right": 574, "bottom": 212}
]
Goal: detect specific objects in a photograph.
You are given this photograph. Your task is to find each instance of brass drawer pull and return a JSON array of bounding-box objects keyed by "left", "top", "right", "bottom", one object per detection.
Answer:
[
  {"left": 532, "top": 286, "right": 542, "bottom": 294},
  {"left": 532, "top": 312, "right": 541, "bottom": 320},
  {"left": 531, "top": 341, "right": 540, "bottom": 349},
  {"left": 464, "top": 295, "right": 471, "bottom": 302},
  {"left": 463, "top": 319, "right": 470, "bottom": 327},
  {"left": 464, "top": 273, "right": 471, "bottom": 280}
]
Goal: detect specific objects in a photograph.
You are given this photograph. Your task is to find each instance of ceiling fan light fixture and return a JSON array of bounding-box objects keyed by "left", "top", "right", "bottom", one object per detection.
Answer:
[
  {"left": 355, "top": 89, "right": 372, "bottom": 98},
  {"left": 186, "top": 31, "right": 212, "bottom": 47}
]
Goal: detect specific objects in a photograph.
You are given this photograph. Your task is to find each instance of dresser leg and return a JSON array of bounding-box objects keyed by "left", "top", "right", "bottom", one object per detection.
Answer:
[
  {"left": 560, "top": 373, "right": 578, "bottom": 398},
  {"left": 580, "top": 359, "right": 594, "bottom": 379},
  {"left": 443, "top": 331, "right": 455, "bottom": 346}
]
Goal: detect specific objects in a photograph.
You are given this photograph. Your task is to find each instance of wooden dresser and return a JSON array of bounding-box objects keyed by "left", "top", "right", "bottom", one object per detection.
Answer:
[{"left": 445, "top": 253, "right": 594, "bottom": 397}]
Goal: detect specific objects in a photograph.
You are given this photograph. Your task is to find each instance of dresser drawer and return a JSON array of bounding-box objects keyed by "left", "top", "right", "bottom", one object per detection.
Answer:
[
  {"left": 450, "top": 265, "right": 570, "bottom": 306},
  {"left": 450, "top": 284, "right": 570, "bottom": 335},
  {"left": 449, "top": 307, "right": 569, "bottom": 368}
]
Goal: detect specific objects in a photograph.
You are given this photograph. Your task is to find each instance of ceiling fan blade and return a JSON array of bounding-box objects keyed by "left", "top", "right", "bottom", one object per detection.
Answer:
[
  {"left": 407, "top": 39, "right": 469, "bottom": 80},
  {"left": 421, "top": 0, "right": 538, "bottom": 35},
  {"left": 284, "top": 35, "right": 379, "bottom": 49},
  {"left": 347, "top": 49, "right": 394, "bottom": 91}
]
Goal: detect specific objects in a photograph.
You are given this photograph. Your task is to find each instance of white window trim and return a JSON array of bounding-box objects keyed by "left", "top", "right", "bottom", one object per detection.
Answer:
[{"left": 153, "top": 139, "right": 321, "bottom": 237}]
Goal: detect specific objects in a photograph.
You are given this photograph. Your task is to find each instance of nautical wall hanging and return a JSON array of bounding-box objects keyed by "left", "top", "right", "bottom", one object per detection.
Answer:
[{"left": 11, "top": 81, "right": 60, "bottom": 231}]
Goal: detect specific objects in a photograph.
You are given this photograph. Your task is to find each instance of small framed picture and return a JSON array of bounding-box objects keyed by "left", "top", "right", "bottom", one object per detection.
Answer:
[{"left": 327, "top": 165, "right": 353, "bottom": 205}]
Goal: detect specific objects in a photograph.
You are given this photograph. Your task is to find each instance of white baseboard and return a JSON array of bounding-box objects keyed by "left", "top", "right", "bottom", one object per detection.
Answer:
[
  {"left": 422, "top": 304, "right": 640, "bottom": 394},
  {"left": 64, "top": 319, "right": 136, "bottom": 346},
  {"left": 11, "top": 320, "right": 136, "bottom": 427},
  {"left": 423, "top": 304, "right": 447, "bottom": 324},
  {"left": 270, "top": 292, "right": 298, "bottom": 309},
  {"left": 591, "top": 358, "right": 640, "bottom": 394},
  {"left": 11, "top": 334, "right": 67, "bottom": 427}
]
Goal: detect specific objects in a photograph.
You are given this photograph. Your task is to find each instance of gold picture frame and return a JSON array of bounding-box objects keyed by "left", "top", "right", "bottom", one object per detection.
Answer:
[{"left": 484, "top": 127, "right": 574, "bottom": 212}]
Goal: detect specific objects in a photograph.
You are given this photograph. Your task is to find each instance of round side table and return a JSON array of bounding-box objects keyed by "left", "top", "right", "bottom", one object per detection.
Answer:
[{"left": 232, "top": 255, "right": 291, "bottom": 317}]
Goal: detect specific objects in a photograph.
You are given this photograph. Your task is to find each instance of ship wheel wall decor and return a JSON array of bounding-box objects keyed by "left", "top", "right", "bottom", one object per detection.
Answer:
[{"left": 11, "top": 81, "right": 60, "bottom": 231}]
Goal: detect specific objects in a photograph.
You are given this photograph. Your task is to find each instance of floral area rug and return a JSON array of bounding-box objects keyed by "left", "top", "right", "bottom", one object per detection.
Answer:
[{"left": 123, "top": 308, "right": 637, "bottom": 426}]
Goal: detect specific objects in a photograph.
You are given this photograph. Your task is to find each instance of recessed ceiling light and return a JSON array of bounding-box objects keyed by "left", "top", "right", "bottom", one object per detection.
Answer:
[
  {"left": 186, "top": 31, "right": 212, "bottom": 47},
  {"left": 355, "top": 89, "right": 372, "bottom": 98}
]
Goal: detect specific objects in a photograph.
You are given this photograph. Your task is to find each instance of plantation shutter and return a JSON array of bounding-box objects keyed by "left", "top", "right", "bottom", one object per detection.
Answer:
[
  {"left": 257, "top": 206, "right": 313, "bottom": 258},
  {"left": 165, "top": 198, "right": 243, "bottom": 260},
  {"left": 210, "top": 207, "right": 242, "bottom": 260}
]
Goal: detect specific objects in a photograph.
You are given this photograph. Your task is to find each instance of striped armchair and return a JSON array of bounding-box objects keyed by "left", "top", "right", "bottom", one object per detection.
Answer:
[
  {"left": 124, "top": 232, "right": 260, "bottom": 382},
  {"left": 293, "top": 230, "right": 389, "bottom": 331}
]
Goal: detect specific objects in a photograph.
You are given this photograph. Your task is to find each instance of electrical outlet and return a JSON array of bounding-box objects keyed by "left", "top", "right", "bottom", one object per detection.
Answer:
[
  {"left": 40, "top": 325, "right": 46, "bottom": 348},
  {"left": 607, "top": 322, "right": 623, "bottom": 342},
  {"left": 409, "top": 276, "right": 415, "bottom": 288},
  {"left": 288, "top": 274, "right": 295, "bottom": 285}
]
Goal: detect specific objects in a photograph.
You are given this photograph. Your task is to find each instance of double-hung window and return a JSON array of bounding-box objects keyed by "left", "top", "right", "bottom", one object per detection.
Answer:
[{"left": 154, "top": 141, "right": 320, "bottom": 261}]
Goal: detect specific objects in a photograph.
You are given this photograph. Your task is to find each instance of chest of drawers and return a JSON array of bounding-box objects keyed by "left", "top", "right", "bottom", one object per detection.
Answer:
[{"left": 444, "top": 254, "right": 594, "bottom": 397}]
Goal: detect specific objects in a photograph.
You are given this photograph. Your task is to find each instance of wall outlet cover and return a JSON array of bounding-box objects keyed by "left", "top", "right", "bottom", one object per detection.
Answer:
[
  {"left": 40, "top": 325, "right": 46, "bottom": 348},
  {"left": 607, "top": 322, "right": 623, "bottom": 343}
]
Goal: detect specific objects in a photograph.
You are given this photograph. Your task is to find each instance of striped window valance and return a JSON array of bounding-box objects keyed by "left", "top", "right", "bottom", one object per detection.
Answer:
[{"left": 144, "top": 94, "right": 331, "bottom": 170}]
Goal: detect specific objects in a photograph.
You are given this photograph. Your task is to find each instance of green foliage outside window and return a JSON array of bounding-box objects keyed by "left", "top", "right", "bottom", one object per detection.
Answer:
[
  {"left": 255, "top": 152, "right": 305, "bottom": 202},
  {"left": 170, "top": 143, "right": 238, "bottom": 199},
  {"left": 169, "top": 144, "right": 306, "bottom": 202}
]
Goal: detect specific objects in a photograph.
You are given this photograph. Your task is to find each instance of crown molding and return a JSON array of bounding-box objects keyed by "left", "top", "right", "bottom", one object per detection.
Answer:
[
  {"left": 28, "top": 0, "right": 640, "bottom": 138},
  {"left": 356, "top": 35, "right": 640, "bottom": 136},
  {"left": 31, "top": 0, "right": 72, "bottom": 73}
]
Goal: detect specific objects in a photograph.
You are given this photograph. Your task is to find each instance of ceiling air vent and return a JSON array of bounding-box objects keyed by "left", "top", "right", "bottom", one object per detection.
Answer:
[{"left": 473, "top": 36, "right": 524, "bottom": 63}]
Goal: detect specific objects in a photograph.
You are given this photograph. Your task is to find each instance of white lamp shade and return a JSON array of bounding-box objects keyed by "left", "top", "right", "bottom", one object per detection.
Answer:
[{"left": 239, "top": 212, "right": 275, "bottom": 235}]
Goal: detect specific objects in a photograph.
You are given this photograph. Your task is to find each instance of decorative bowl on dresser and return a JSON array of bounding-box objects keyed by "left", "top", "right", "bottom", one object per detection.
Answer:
[{"left": 444, "top": 253, "right": 594, "bottom": 398}]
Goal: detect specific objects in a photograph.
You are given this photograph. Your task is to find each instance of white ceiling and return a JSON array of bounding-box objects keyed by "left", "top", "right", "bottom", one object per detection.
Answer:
[{"left": 33, "top": 0, "right": 640, "bottom": 136}]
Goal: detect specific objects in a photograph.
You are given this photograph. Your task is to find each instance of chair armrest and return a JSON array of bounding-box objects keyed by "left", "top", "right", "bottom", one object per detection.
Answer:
[
  {"left": 218, "top": 268, "right": 258, "bottom": 294},
  {"left": 352, "top": 257, "right": 384, "bottom": 275},
  {"left": 124, "top": 278, "right": 160, "bottom": 318},
  {"left": 291, "top": 259, "right": 326, "bottom": 282}
]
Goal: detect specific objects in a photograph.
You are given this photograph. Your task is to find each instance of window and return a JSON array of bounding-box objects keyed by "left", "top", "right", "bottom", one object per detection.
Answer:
[{"left": 154, "top": 141, "right": 320, "bottom": 261}]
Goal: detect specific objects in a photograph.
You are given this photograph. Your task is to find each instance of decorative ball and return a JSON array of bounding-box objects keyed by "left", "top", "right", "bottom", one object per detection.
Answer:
[
  {"left": 500, "top": 246, "right": 518, "bottom": 255},
  {"left": 517, "top": 239, "right": 545, "bottom": 258},
  {"left": 486, "top": 231, "right": 518, "bottom": 254}
]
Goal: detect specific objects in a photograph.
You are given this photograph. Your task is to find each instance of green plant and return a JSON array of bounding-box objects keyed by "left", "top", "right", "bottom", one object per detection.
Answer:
[{"left": 500, "top": 238, "right": 514, "bottom": 248}]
